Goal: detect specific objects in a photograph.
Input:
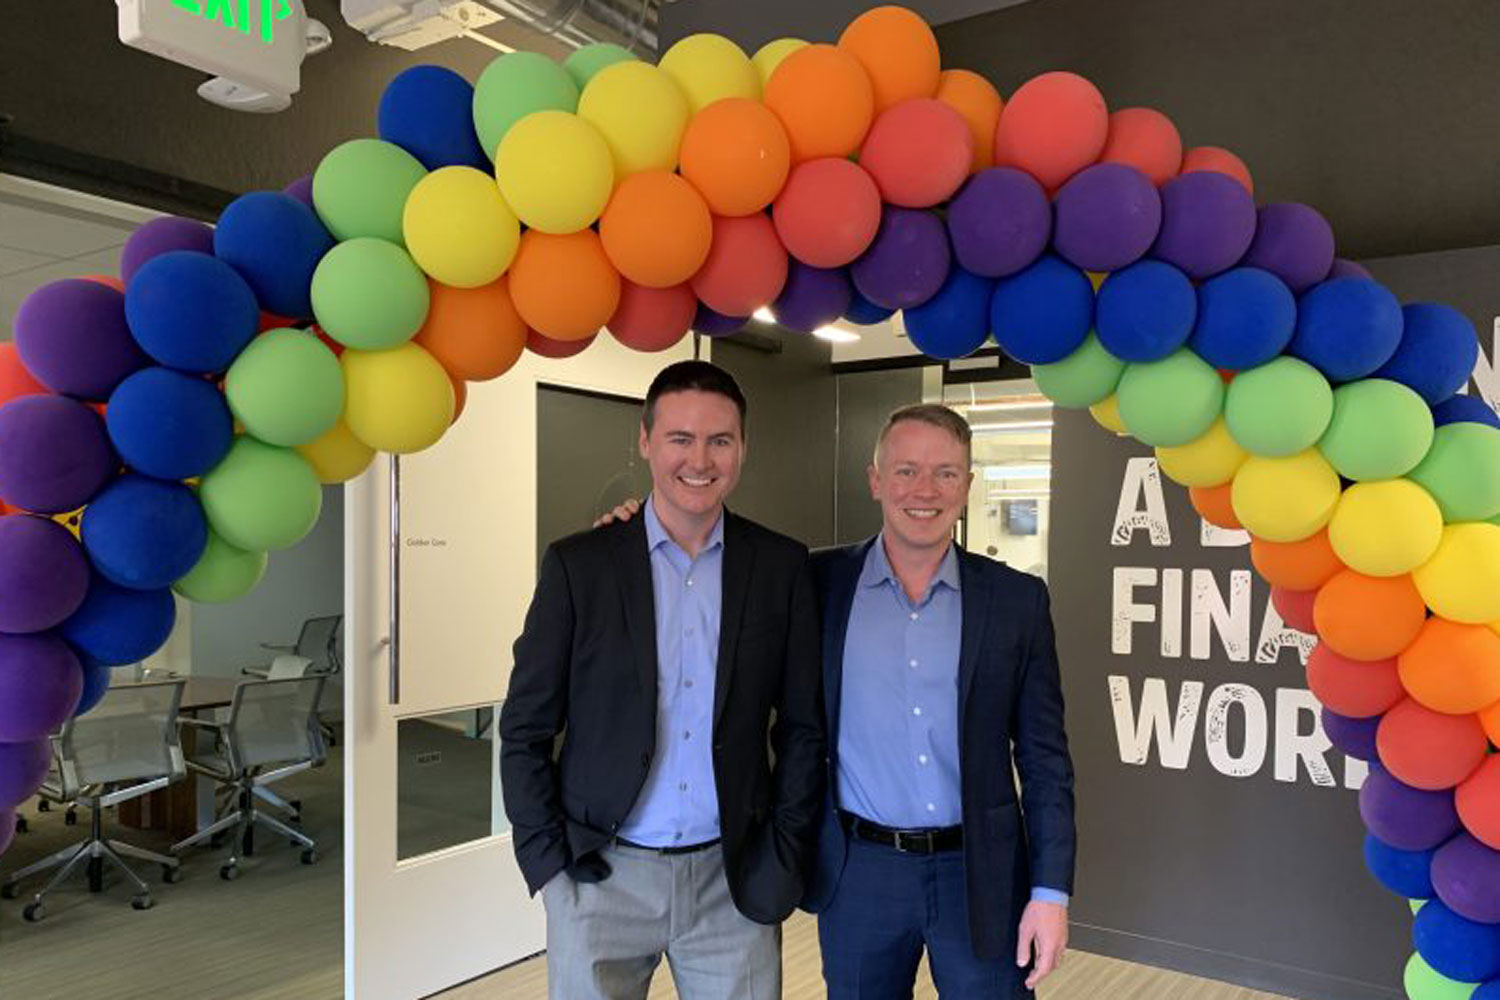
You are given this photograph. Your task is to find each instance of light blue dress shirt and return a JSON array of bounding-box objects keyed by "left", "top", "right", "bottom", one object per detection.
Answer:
[
  {"left": 616, "top": 496, "right": 723, "bottom": 848},
  {"left": 837, "top": 535, "right": 1069, "bottom": 907}
]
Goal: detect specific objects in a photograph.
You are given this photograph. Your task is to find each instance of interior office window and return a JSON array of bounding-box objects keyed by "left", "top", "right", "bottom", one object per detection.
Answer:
[{"left": 397, "top": 708, "right": 502, "bottom": 860}]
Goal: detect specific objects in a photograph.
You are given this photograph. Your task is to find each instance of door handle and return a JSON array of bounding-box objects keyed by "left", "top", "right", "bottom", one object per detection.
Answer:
[{"left": 388, "top": 454, "right": 401, "bottom": 706}]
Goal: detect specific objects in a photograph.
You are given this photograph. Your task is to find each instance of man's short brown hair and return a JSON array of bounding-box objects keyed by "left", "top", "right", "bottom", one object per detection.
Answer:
[{"left": 873, "top": 404, "right": 973, "bottom": 464}]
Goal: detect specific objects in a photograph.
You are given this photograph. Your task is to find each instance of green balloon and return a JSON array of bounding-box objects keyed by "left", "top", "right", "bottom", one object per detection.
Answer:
[
  {"left": 310, "top": 238, "right": 430, "bottom": 351},
  {"left": 1403, "top": 952, "right": 1479, "bottom": 1000},
  {"left": 1116, "top": 349, "right": 1224, "bottom": 448},
  {"left": 173, "top": 528, "right": 268, "bottom": 604},
  {"left": 200, "top": 437, "right": 323, "bottom": 552},
  {"left": 1032, "top": 334, "right": 1126, "bottom": 408},
  {"left": 1318, "top": 378, "right": 1434, "bottom": 481},
  {"left": 226, "top": 329, "right": 344, "bottom": 447},
  {"left": 472, "top": 51, "right": 580, "bottom": 162},
  {"left": 312, "top": 138, "right": 426, "bottom": 244},
  {"left": 1408, "top": 422, "right": 1500, "bottom": 521},
  {"left": 564, "top": 43, "right": 638, "bottom": 90},
  {"left": 1410, "top": 898, "right": 1429, "bottom": 915},
  {"left": 1224, "top": 357, "right": 1332, "bottom": 457}
]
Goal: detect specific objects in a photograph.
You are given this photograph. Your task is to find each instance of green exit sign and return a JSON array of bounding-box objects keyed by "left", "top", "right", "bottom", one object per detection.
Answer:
[{"left": 170, "top": 0, "right": 294, "bottom": 45}]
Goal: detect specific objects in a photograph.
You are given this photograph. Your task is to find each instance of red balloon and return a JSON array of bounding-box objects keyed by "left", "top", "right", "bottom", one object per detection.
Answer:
[
  {"left": 1456, "top": 756, "right": 1500, "bottom": 850},
  {"left": 1100, "top": 107, "right": 1182, "bottom": 187},
  {"left": 992, "top": 71, "right": 1108, "bottom": 191},
  {"left": 1181, "top": 145, "right": 1254, "bottom": 196},
  {"left": 1376, "top": 698, "right": 1490, "bottom": 791},
  {"left": 607, "top": 282, "right": 696, "bottom": 353},
  {"left": 772, "top": 158, "right": 882, "bottom": 268},
  {"left": 0, "top": 343, "right": 47, "bottom": 408},
  {"left": 258, "top": 311, "right": 296, "bottom": 333},
  {"left": 690, "top": 214, "right": 788, "bottom": 318},
  {"left": 859, "top": 98, "right": 972, "bottom": 208},
  {"left": 1270, "top": 585, "right": 1316, "bottom": 633},
  {"left": 526, "top": 328, "right": 595, "bottom": 359},
  {"left": 310, "top": 324, "right": 345, "bottom": 357},
  {"left": 1306, "top": 643, "right": 1404, "bottom": 719}
]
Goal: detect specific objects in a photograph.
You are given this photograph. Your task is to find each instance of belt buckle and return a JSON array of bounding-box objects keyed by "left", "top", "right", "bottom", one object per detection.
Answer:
[{"left": 895, "top": 829, "right": 934, "bottom": 854}]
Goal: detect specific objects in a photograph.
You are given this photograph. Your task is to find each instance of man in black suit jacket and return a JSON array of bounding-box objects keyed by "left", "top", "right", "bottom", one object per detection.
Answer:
[
  {"left": 499, "top": 361, "right": 822, "bottom": 1000},
  {"left": 802, "top": 404, "right": 1075, "bottom": 999}
]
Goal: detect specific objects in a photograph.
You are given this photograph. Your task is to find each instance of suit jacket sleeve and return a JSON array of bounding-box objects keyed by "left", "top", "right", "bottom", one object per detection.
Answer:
[
  {"left": 768, "top": 553, "right": 826, "bottom": 882},
  {"left": 1011, "top": 577, "right": 1077, "bottom": 895},
  {"left": 498, "top": 544, "right": 575, "bottom": 895}
]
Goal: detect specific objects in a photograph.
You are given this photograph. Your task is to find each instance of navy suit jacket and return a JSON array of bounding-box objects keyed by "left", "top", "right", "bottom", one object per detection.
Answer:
[{"left": 803, "top": 538, "right": 1076, "bottom": 962}]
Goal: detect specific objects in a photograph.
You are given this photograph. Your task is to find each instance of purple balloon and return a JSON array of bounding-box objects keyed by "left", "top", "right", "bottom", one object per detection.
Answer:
[
  {"left": 0, "top": 395, "right": 117, "bottom": 514},
  {"left": 1323, "top": 706, "right": 1380, "bottom": 761},
  {"left": 771, "top": 263, "right": 853, "bottom": 333},
  {"left": 0, "top": 633, "right": 83, "bottom": 743},
  {"left": 1329, "top": 257, "right": 1373, "bottom": 281},
  {"left": 0, "top": 808, "right": 14, "bottom": 855},
  {"left": 0, "top": 515, "right": 89, "bottom": 633},
  {"left": 947, "top": 168, "right": 1051, "bottom": 278},
  {"left": 14, "top": 279, "right": 150, "bottom": 401},
  {"left": 283, "top": 174, "right": 315, "bottom": 210},
  {"left": 0, "top": 737, "right": 50, "bottom": 810},
  {"left": 1151, "top": 171, "right": 1258, "bottom": 280},
  {"left": 851, "top": 207, "right": 951, "bottom": 310},
  {"left": 692, "top": 303, "right": 749, "bottom": 338},
  {"left": 1360, "top": 764, "right": 1461, "bottom": 851},
  {"left": 1241, "top": 203, "right": 1335, "bottom": 294},
  {"left": 120, "top": 216, "right": 215, "bottom": 284},
  {"left": 1052, "top": 163, "right": 1162, "bottom": 273},
  {"left": 1433, "top": 834, "right": 1500, "bottom": 925}
]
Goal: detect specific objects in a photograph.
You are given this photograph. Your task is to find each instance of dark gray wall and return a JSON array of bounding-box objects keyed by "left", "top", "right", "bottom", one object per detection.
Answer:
[{"left": 833, "top": 368, "right": 925, "bottom": 545}]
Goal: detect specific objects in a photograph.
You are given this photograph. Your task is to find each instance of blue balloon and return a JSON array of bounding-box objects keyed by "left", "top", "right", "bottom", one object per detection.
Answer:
[
  {"left": 214, "top": 192, "right": 334, "bottom": 319},
  {"left": 989, "top": 254, "right": 1093, "bottom": 365},
  {"left": 59, "top": 573, "right": 175, "bottom": 667},
  {"left": 106, "top": 367, "right": 233, "bottom": 481},
  {"left": 1414, "top": 898, "right": 1500, "bottom": 983},
  {"left": 1475, "top": 980, "right": 1500, "bottom": 1000},
  {"left": 905, "top": 267, "right": 995, "bottom": 360},
  {"left": 1189, "top": 267, "right": 1296, "bottom": 371},
  {"left": 843, "top": 288, "right": 895, "bottom": 326},
  {"left": 1372, "top": 303, "right": 1479, "bottom": 406},
  {"left": 124, "top": 251, "right": 259, "bottom": 374},
  {"left": 1433, "top": 394, "right": 1500, "bottom": 430},
  {"left": 80, "top": 475, "right": 206, "bottom": 590},
  {"left": 1289, "top": 277, "right": 1403, "bottom": 382},
  {"left": 379, "top": 65, "right": 490, "bottom": 171},
  {"left": 73, "top": 652, "right": 110, "bottom": 716},
  {"left": 1095, "top": 260, "right": 1196, "bottom": 363},
  {"left": 1364, "top": 834, "right": 1436, "bottom": 900}
]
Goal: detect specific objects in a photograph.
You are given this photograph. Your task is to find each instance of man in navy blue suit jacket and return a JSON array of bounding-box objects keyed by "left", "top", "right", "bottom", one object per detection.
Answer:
[{"left": 801, "top": 403, "right": 1075, "bottom": 1000}]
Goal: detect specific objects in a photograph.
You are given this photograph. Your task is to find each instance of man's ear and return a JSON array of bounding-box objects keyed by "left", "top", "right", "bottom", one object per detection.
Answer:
[
  {"left": 867, "top": 462, "right": 880, "bottom": 499},
  {"left": 638, "top": 422, "right": 649, "bottom": 459}
]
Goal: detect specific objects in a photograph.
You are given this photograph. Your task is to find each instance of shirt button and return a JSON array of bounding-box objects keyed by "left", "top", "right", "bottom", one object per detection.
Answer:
[
  {"left": 912, "top": 707, "right": 922, "bottom": 717},
  {"left": 686, "top": 578, "right": 695, "bottom": 588},
  {"left": 674, "top": 831, "right": 683, "bottom": 841},
  {"left": 926, "top": 803, "right": 936, "bottom": 813},
  {"left": 679, "top": 782, "right": 688, "bottom": 791},
  {"left": 685, "top": 627, "right": 694, "bottom": 636},
  {"left": 919, "top": 754, "right": 929, "bottom": 765},
  {"left": 909, "top": 658, "right": 918, "bottom": 669},
  {"left": 683, "top": 730, "right": 692, "bottom": 740},
  {"left": 684, "top": 679, "right": 694, "bottom": 688},
  {"left": 910, "top": 612, "right": 919, "bottom": 621}
]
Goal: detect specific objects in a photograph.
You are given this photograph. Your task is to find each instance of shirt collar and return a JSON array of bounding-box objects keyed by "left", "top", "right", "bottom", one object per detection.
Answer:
[
  {"left": 644, "top": 493, "right": 725, "bottom": 556},
  {"left": 860, "top": 533, "right": 961, "bottom": 592}
]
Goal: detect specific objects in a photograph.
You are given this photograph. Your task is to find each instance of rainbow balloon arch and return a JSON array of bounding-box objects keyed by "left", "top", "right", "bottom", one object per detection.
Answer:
[{"left": 0, "top": 5, "right": 1497, "bottom": 993}]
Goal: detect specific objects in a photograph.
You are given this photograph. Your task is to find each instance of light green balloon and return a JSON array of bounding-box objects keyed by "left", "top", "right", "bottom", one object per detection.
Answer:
[
  {"left": 200, "top": 437, "right": 323, "bottom": 552},
  {"left": 310, "top": 238, "right": 430, "bottom": 351},
  {"left": 1032, "top": 334, "right": 1126, "bottom": 408},
  {"left": 564, "top": 43, "right": 638, "bottom": 90},
  {"left": 1224, "top": 356, "right": 1333, "bottom": 457},
  {"left": 1115, "top": 349, "right": 1224, "bottom": 448},
  {"left": 1403, "top": 952, "right": 1479, "bottom": 1000},
  {"left": 1408, "top": 422, "right": 1500, "bottom": 522},
  {"left": 225, "top": 329, "right": 344, "bottom": 447},
  {"left": 1410, "top": 898, "right": 1429, "bottom": 915},
  {"left": 1318, "top": 378, "right": 1433, "bottom": 481},
  {"left": 473, "top": 51, "right": 580, "bottom": 162},
  {"left": 173, "top": 528, "right": 268, "bottom": 604},
  {"left": 312, "top": 138, "right": 426, "bottom": 244}
]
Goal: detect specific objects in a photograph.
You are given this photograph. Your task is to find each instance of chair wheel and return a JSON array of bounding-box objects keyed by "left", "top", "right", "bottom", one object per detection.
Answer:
[
  {"left": 36, "top": 800, "right": 49, "bottom": 812},
  {"left": 63, "top": 810, "right": 77, "bottom": 827},
  {"left": 300, "top": 849, "right": 319, "bottom": 865},
  {"left": 219, "top": 864, "right": 240, "bottom": 881},
  {"left": 1, "top": 882, "right": 18, "bottom": 900},
  {"left": 22, "top": 902, "right": 44, "bottom": 922},
  {"left": 162, "top": 865, "right": 182, "bottom": 884},
  {"left": 131, "top": 894, "right": 154, "bottom": 911},
  {"left": 14, "top": 816, "right": 26, "bottom": 834}
]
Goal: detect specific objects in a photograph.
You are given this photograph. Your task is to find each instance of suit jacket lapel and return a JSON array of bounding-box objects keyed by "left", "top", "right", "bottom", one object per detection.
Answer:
[
  {"left": 957, "top": 548, "right": 991, "bottom": 715},
  {"left": 824, "top": 539, "right": 872, "bottom": 748},
  {"left": 713, "top": 512, "right": 753, "bottom": 727},
  {"left": 614, "top": 518, "right": 659, "bottom": 707}
]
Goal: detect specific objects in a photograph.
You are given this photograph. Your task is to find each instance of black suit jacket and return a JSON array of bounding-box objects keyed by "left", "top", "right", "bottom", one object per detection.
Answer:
[
  {"left": 803, "top": 539, "right": 1076, "bottom": 962},
  {"left": 498, "top": 510, "right": 824, "bottom": 924}
]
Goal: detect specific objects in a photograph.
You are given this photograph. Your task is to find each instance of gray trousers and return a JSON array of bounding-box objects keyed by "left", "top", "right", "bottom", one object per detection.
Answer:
[{"left": 542, "top": 842, "right": 781, "bottom": 1000}]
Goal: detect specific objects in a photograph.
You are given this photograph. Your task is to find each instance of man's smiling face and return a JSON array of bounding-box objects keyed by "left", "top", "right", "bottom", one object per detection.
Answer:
[
  {"left": 869, "top": 417, "right": 972, "bottom": 556},
  {"left": 639, "top": 389, "right": 745, "bottom": 525}
]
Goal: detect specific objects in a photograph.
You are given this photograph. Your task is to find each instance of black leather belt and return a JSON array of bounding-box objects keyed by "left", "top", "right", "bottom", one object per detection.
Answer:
[
  {"left": 614, "top": 836, "right": 721, "bottom": 856},
  {"left": 841, "top": 811, "right": 963, "bottom": 854}
]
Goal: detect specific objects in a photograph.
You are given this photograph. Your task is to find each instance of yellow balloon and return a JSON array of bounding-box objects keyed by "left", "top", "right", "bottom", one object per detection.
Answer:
[
  {"left": 658, "top": 33, "right": 760, "bottom": 114},
  {"left": 51, "top": 508, "right": 82, "bottom": 539},
  {"left": 297, "top": 418, "right": 376, "bottom": 484},
  {"left": 1230, "top": 449, "right": 1341, "bottom": 543},
  {"left": 1087, "top": 271, "right": 1108, "bottom": 292},
  {"left": 341, "top": 343, "right": 455, "bottom": 455},
  {"left": 1413, "top": 522, "right": 1500, "bottom": 623},
  {"left": 577, "top": 61, "right": 690, "bottom": 176},
  {"left": 1155, "top": 418, "right": 1246, "bottom": 488},
  {"left": 751, "top": 38, "right": 808, "bottom": 89},
  {"left": 1327, "top": 479, "right": 1443, "bottom": 577},
  {"left": 402, "top": 166, "right": 520, "bottom": 288},
  {"left": 1090, "top": 394, "right": 1128, "bottom": 435},
  {"left": 495, "top": 111, "right": 615, "bottom": 234}
]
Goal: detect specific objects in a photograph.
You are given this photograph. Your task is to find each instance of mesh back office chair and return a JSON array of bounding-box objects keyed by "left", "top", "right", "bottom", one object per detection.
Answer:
[
  {"left": 172, "top": 675, "right": 326, "bottom": 880},
  {"left": 0, "top": 679, "right": 186, "bottom": 922},
  {"left": 245, "top": 615, "right": 342, "bottom": 677}
]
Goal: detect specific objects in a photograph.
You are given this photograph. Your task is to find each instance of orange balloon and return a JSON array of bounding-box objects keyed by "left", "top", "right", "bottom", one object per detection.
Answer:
[
  {"left": 689, "top": 213, "right": 788, "bottom": 317},
  {"left": 1457, "top": 756, "right": 1500, "bottom": 849},
  {"left": 764, "top": 44, "right": 875, "bottom": 163},
  {"left": 837, "top": 5, "right": 941, "bottom": 114},
  {"left": 1307, "top": 643, "right": 1404, "bottom": 719},
  {"left": 1181, "top": 146, "right": 1254, "bottom": 196},
  {"left": 935, "top": 69, "right": 1003, "bottom": 173},
  {"left": 859, "top": 99, "right": 973, "bottom": 208},
  {"left": 1251, "top": 529, "right": 1344, "bottom": 592},
  {"left": 1189, "top": 483, "right": 1241, "bottom": 529},
  {"left": 1482, "top": 697, "right": 1500, "bottom": 746},
  {"left": 79, "top": 274, "right": 125, "bottom": 291},
  {"left": 526, "top": 328, "right": 595, "bottom": 358},
  {"left": 1377, "top": 698, "right": 1490, "bottom": 790},
  {"left": 993, "top": 71, "right": 1108, "bottom": 191},
  {"left": 0, "top": 342, "right": 47, "bottom": 408},
  {"left": 509, "top": 230, "right": 621, "bottom": 342},
  {"left": 1398, "top": 617, "right": 1500, "bottom": 715},
  {"left": 1101, "top": 107, "right": 1183, "bottom": 187},
  {"left": 607, "top": 282, "right": 696, "bottom": 353},
  {"left": 599, "top": 171, "right": 713, "bottom": 288},
  {"left": 449, "top": 374, "right": 467, "bottom": 424},
  {"left": 1313, "top": 569, "right": 1427, "bottom": 661},
  {"left": 413, "top": 277, "right": 526, "bottom": 382},
  {"left": 679, "top": 98, "right": 791, "bottom": 217}
]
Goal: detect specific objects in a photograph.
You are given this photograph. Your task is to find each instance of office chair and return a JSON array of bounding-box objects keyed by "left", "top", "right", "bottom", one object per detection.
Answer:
[
  {"left": 245, "top": 615, "right": 342, "bottom": 746},
  {"left": 172, "top": 674, "right": 326, "bottom": 880},
  {"left": 0, "top": 679, "right": 187, "bottom": 922}
]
